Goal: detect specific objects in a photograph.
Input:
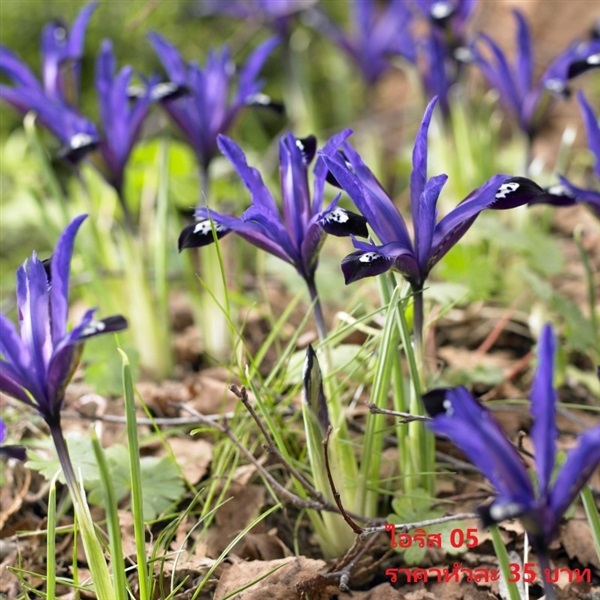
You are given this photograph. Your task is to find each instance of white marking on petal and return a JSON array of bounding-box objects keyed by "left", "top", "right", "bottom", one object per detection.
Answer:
[
  {"left": 431, "top": 0, "right": 453, "bottom": 19},
  {"left": 547, "top": 184, "right": 575, "bottom": 197},
  {"left": 69, "top": 133, "right": 95, "bottom": 150},
  {"left": 54, "top": 27, "right": 67, "bottom": 43},
  {"left": 250, "top": 93, "right": 271, "bottom": 106},
  {"left": 324, "top": 208, "right": 350, "bottom": 224},
  {"left": 545, "top": 78, "right": 566, "bottom": 94},
  {"left": 495, "top": 182, "right": 520, "bottom": 199},
  {"left": 586, "top": 53, "right": 600, "bottom": 65},
  {"left": 193, "top": 220, "right": 224, "bottom": 235},
  {"left": 81, "top": 321, "right": 106, "bottom": 337},
  {"left": 489, "top": 502, "right": 522, "bottom": 521},
  {"left": 442, "top": 398, "right": 454, "bottom": 416},
  {"left": 358, "top": 252, "right": 381, "bottom": 263}
]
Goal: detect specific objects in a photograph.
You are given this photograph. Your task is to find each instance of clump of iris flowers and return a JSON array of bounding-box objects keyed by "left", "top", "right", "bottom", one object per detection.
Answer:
[
  {"left": 0, "top": 4, "right": 158, "bottom": 226},
  {"left": 178, "top": 131, "right": 368, "bottom": 340},
  {"left": 0, "top": 215, "right": 127, "bottom": 488},
  {"left": 423, "top": 324, "right": 600, "bottom": 600}
]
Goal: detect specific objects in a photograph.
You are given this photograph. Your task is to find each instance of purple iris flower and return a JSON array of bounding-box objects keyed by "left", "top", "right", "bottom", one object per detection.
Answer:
[
  {"left": 197, "top": 0, "right": 316, "bottom": 36},
  {"left": 321, "top": 96, "right": 543, "bottom": 290},
  {"left": 147, "top": 33, "right": 280, "bottom": 174},
  {"left": 0, "top": 418, "right": 27, "bottom": 461},
  {"left": 0, "top": 215, "right": 127, "bottom": 427},
  {"left": 0, "top": 2, "right": 99, "bottom": 155},
  {"left": 474, "top": 9, "right": 600, "bottom": 137},
  {"left": 178, "top": 131, "right": 367, "bottom": 339},
  {"left": 538, "top": 92, "right": 600, "bottom": 218},
  {"left": 414, "top": 0, "right": 476, "bottom": 41},
  {"left": 308, "top": 0, "right": 416, "bottom": 85},
  {"left": 414, "top": 0, "right": 477, "bottom": 115},
  {"left": 424, "top": 324, "right": 600, "bottom": 572},
  {"left": 92, "top": 40, "right": 154, "bottom": 200}
]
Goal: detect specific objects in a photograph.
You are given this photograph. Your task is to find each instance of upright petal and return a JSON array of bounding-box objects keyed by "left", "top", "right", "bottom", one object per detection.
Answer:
[
  {"left": 0, "top": 46, "right": 42, "bottom": 89},
  {"left": 237, "top": 36, "right": 279, "bottom": 103},
  {"left": 414, "top": 173, "right": 447, "bottom": 272},
  {"left": 147, "top": 32, "right": 188, "bottom": 86},
  {"left": 279, "top": 133, "right": 311, "bottom": 249},
  {"left": 513, "top": 10, "right": 533, "bottom": 97},
  {"left": 410, "top": 97, "right": 438, "bottom": 220},
  {"left": 425, "top": 387, "right": 536, "bottom": 506},
  {"left": 530, "top": 324, "right": 557, "bottom": 502},
  {"left": 578, "top": 91, "right": 600, "bottom": 178},
  {"left": 321, "top": 145, "right": 412, "bottom": 248},
  {"left": 50, "top": 215, "right": 88, "bottom": 343},
  {"left": 548, "top": 426, "right": 600, "bottom": 522},
  {"left": 217, "top": 135, "right": 279, "bottom": 215}
]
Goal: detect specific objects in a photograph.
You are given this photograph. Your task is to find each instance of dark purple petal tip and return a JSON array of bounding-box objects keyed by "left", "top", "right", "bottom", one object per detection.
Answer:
[
  {"left": 566, "top": 51, "right": 600, "bottom": 79},
  {"left": 79, "top": 315, "right": 128, "bottom": 340},
  {"left": 295, "top": 135, "right": 317, "bottom": 166},
  {"left": 341, "top": 249, "right": 393, "bottom": 284},
  {"left": 57, "top": 132, "right": 100, "bottom": 162},
  {"left": 246, "top": 92, "right": 285, "bottom": 115},
  {"left": 178, "top": 219, "right": 230, "bottom": 252},
  {"left": 422, "top": 388, "right": 452, "bottom": 417},
  {"left": 319, "top": 207, "right": 368, "bottom": 238}
]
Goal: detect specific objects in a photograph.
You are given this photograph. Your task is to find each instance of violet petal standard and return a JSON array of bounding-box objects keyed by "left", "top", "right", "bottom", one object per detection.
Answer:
[
  {"left": 308, "top": 0, "right": 416, "bottom": 85},
  {"left": 321, "top": 96, "right": 548, "bottom": 289},
  {"left": 148, "top": 33, "right": 280, "bottom": 171},
  {"left": 473, "top": 9, "right": 600, "bottom": 136},
  {"left": 0, "top": 215, "right": 127, "bottom": 425},
  {"left": 94, "top": 40, "right": 154, "bottom": 196},
  {"left": 178, "top": 131, "right": 367, "bottom": 282},
  {"left": 423, "top": 324, "right": 600, "bottom": 549}
]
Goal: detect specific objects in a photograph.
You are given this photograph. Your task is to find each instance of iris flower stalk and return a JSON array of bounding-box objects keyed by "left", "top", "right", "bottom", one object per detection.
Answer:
[
  {"left": 424, "top": 324, "right": 600, "bottom": 600},
  {"left": 179, "top": 130, "right": 367, "bottom": 343},
  {"left": 414, "top": 0, "right": 478, "bottom": 116},
  {"left": 0, "top": 215, "right": 127, "bottom": 597},
  {"left": 474, "top": 9, "right": 600, "bottom": 171}
]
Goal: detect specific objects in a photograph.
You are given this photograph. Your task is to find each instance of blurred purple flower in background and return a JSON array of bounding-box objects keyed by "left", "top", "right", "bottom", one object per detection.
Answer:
[
  {"left": 308, "top": 0, "right": 416, "bottom": 85},
  {"left": 148, "top": 33, "right": 280, "bottom": 178},
  {"left": 474, "top": 9, "right": 600, "bottom": 137},
  {"left": 424, "top": 324, "right": 600, "bottom": 595},
  {"left": 92, "top": 40, "right": 154, "bottom": 203},
  {"left": 197, "top": 0, "right": 317, "bottom": 36},
  {"left": 413, "top": 0, "right": 478, "bottom": 114}
]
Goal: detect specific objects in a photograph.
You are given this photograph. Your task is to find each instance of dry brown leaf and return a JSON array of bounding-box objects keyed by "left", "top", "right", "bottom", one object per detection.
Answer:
[
  {"left": 213, "top": 556, "right": 328, "bottom": 600},
  {"left": 560, "top": 519, "right": 600, "bottom": 570},
  {"left": 339, "top": 582, "right": 407, "bottom": 599},
  {"left": 205, "top": 483, "right": 266, "bottom": 557},
  {"left": 167, "top": 437, "right": 212, "bottom": 485}
]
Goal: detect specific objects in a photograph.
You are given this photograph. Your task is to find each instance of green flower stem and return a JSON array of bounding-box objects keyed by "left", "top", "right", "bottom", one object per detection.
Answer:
[
  {"left": 47, "top": 474, "right": 57, "bottom": 600},
  {"left": 91, "top": 427, "right": 128, "bottom": 600},
  {"left": 306, "top": 275, "right": 328, "bottom": 343},
  {"left": 48, "top": 418, "right": 115, "bottom": 600},
  {"left": 121, "top": 350, "right": 150, "bottom": 600}
]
